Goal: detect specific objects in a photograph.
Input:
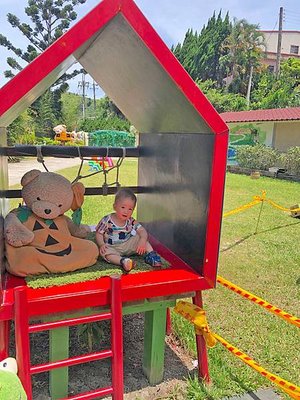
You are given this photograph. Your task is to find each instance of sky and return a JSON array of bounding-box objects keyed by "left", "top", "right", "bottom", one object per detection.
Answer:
[{"left": 0, "top": 0, "right": 300, "bottom": 96}]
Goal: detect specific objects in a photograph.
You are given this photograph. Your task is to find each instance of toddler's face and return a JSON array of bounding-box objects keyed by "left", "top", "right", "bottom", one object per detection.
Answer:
[{"left": 114, "top": 197, "right": 135, "bottom": 222}]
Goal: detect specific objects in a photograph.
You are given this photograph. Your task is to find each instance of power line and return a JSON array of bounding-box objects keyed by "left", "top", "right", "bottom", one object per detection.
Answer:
[
  {"left": 284, "top": 9, "right": 300, "bottom": 17},
  {"left": 88, "top": 81, "right": 100, "bottom": 112},
  {"left": 263, "top": 20, "right": 279, "bottom": 45},
  {"left": 77, "top": 73, "right": 89, "bottom": 119}
]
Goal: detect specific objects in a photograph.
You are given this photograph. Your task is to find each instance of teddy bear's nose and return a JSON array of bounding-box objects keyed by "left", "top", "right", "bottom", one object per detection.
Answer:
[{"left": 44, "top": 209, "right": 51, "bottom": 215}]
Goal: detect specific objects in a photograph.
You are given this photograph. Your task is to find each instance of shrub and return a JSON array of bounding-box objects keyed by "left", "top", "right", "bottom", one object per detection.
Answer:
[
  {"left": 35, "top": 137, "right": 61, "bottom": 146},
  {"left": 79, "top": 115, "right": 130, "bottom": 133},
  {"left": 280, "top": 146, "right": 300, "bottom": 176},
  {"left": 236, "top": 145, "right": 280, "bottom": 170},
  {"left": 88, "top": 130, "right": 135, "bottom": 147}
]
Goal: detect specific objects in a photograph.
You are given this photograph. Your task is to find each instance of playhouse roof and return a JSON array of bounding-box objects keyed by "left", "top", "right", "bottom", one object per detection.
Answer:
[
  {"left": 0, "top": 0, "right": 227, "bottom": 135},
  {"left": 221, "top": 107, "right": 300, "bottom": 123}
]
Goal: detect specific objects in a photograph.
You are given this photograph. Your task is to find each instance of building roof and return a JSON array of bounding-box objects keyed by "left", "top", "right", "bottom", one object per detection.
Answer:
[
  {"left": 0, "top": 0, "right": 227, "bottom": 135},
  {"left": 221, "top": 107, "right": 300, "bottom": 123},
  {"left": 259, "top": 30, "right": 300, "bottom": 34}
]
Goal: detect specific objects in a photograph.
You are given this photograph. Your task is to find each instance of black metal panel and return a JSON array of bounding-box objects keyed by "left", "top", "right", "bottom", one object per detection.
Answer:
[
  {"left": 2, "top": 186, "right": 146, "bottom": 199},
  {"left": 138, "top": 133, "right": 214, "bottom": 273},
  {"left": 1, "top": 145, "right": 140, "bottom": 158}
]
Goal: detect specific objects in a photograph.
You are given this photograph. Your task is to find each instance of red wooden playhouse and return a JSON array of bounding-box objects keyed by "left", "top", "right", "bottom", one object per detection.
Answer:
[{"left": 0, "top": 0, "right": 229, "bottom": 398}]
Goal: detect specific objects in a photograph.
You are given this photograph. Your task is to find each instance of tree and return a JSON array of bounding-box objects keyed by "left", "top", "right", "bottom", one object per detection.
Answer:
[
  {"left": 0, "top": 0, "right": 87, "bottom": 137},
  {"left": 222, "top": 19, "right": 265, "bottom": 96},
  {"left": 172, "top": 11, "right": 232, "bottom": 86},
  {"left": 197, "top": 79, "right": 247, "bottom": 112},
  {"left": 61, "top": 92, "right": 82, "bottom": 130},
  {"left": 34, "top": 89, "right": 57, "bottom": 137},
  {"left": 7, "top": 112, "right": 35, "bottom": 145},
  {"left": 251, "top": 58, "right": 300, "bottom": 109},
  {"left": 195, "top": 11, "right": 232, "bottom": 85},
  {"left": 0, "top": 0, "right": 86, "bottom": 78}
]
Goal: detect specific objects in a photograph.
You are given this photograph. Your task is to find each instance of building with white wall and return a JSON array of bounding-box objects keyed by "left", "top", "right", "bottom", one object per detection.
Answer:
[
  {"left": 259, "top": 30, "right": 300, "bottom": 71},
  {"left": 221, "top": 107, "right": 300, "bottom": 161}
]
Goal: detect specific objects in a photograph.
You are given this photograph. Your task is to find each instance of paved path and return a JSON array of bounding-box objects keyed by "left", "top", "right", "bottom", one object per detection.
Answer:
[
  {"left": 8, "top": 157, "right": 81, "bottom": 186},
  {"left": 229, "top": 388, "right": 280, "bottom": 400}
]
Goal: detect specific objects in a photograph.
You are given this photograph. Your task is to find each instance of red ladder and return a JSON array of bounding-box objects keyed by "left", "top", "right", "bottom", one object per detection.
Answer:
[{"left": 14, "top": 275, "right": 124, "bottom": 400}]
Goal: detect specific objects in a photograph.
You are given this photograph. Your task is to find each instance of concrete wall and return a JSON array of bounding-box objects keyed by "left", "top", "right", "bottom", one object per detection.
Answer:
[
  {"left": 273, "top": 121, "right": 300, "bottom": 151},
  {"left": 227, "top": 120, "right": 300, "bottom": 160},
  {"left": 261, "top": 31, "right": 300, "bottom": 55}
]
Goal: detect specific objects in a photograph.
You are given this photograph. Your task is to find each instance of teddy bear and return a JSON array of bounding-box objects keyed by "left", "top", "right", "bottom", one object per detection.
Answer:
[
  {"left": 53, "top": 124, "right": 74, "bottom": 143},
  {"left": 0, "top": 357, "right": 27, "bottom": 399},
  {"left": 4, "top": 169, "right": 99, "bottom": 276}
]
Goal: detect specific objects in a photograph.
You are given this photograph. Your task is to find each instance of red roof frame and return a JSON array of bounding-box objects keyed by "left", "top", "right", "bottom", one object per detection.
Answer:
[
  {"left": 221, "top": 107, "right": 300, "bottom": 123},
  {"left": 0, "top": 0, "right": 227, "bottom": 135},
  {"left": 0, "top": 0, "right": 229, "bottom": 314}
]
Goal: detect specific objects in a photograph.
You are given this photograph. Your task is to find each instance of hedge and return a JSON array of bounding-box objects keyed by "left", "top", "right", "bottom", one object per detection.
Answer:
[{"left": 236, "top": 145, "right": 300, "bottom": 177}]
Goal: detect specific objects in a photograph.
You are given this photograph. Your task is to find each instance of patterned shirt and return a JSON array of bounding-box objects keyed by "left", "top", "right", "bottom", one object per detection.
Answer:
[{"left": 96, "top": 214, "right": 142, "bottom": 245}]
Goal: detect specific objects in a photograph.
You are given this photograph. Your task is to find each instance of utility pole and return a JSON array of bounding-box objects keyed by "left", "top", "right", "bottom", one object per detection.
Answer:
[
  {"left": 77, "top": 73, "right": 89, "bottom": 119},
  {"left": 93, "top": 81, "right": 97, "bottom": 112},
  {"left": 246, "top": 65, "right": 253, "bottom": 109},
  {"left": 275, "top": 7, "right": 283, "bottom": 78}
]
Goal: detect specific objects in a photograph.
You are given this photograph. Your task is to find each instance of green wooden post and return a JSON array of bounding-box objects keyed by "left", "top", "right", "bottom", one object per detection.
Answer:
[
  {"left": 47, "top": 299, "right": 176, "bottom": 398},
  {"left": 49, "top": 327, "right": 69, "bottom": 399},
  {"left": 142, "top": 307, "right": 167, "bottom": 384}
]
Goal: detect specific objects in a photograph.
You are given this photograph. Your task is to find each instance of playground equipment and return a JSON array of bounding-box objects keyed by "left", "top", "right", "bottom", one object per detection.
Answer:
[
  {"left": 88, "top": 130, "right": 135, "bottom": 147},
  {"left": 0, "top": 0, "right": 228, "bottom": 399},
  {"left": 88, "top": 156, "right": 114, "bottom": 172},
  {"left": 53, "top": 125, "right": 86, "bottom": 145},
  {"left": 53, "top": 124, "right": 74, "bottom": 144}
]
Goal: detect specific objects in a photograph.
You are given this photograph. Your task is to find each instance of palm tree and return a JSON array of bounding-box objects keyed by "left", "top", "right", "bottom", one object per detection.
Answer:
[{"left": 222, "top": 18, "right": 265, "bottom": 96}]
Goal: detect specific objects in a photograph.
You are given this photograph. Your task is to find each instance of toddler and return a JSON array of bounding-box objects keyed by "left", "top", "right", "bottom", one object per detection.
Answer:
[{"left": 96, "top": 188, "right": 161, "bottom": 272}]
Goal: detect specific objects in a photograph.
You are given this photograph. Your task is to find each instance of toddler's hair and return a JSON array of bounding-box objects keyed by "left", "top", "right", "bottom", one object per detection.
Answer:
[{"left": 115, "top": 188, "right": 137, "bottom": 206}]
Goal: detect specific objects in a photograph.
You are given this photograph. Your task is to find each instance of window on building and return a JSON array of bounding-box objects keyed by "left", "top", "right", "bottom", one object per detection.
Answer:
[
  {"left": 268, "top": 65, "right": 275, "bottom": 73},
  {"left": 290, "top": 45, "right": 299, "bottom": 54}
]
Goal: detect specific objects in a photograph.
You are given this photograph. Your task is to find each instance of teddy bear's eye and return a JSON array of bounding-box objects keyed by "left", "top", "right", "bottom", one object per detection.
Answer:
[
  {"left": 58, "top": 204, "right": 62, "bottom": 208},
  {"left": 37, "top": 197, "right": 41, "bottom": 201}
]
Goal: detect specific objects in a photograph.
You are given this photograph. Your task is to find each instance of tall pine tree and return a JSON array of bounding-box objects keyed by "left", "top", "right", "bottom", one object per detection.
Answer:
[{"left": 173, "top": 11, "right": 232, "bottom": 86}]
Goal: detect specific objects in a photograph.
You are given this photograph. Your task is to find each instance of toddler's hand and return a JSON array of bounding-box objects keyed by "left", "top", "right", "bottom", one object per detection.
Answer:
[
  {"left": 99, "top": 244, "right": 108, "bottom": 256},
  {"left": 136, "top": 239, "right": 147, "bottom": 255}
]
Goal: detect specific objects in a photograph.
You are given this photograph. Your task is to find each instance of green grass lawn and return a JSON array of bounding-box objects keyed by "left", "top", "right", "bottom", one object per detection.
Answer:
[
  {"left": 9, "top": 163, "right": 299, "bottom": 399},
  {"left": 172, "top": 173, "right": 300, "bottom": 399},
  {"left": 9, "top": 159, "right": 139, "bottom": 220}
]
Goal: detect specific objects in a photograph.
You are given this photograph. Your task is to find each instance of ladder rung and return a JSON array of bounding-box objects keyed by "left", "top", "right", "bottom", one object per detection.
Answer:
[
  {"left": 30, "top": 349, "right": 113, "bottom": 374},
  {"left": 59, "top": 386, "right": 114, "bottom": 399},
  {"left": 29, "top": 312, "right": 112, "bottom": 333}
]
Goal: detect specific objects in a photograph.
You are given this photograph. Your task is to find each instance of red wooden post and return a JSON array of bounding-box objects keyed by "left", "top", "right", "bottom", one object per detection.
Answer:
[
  {"left": 193, "top": 291, "right": 210, "bottom": 383},
  {"left": 166, "top": 308, "right": 172, "bottom": 336},
  {"left": 111, "top": 276, "right": 124, "bottom": 400},
  {"left": 0, "top": 319, "right": 10, "bottom": 359},
  {"left": 14, "top": 287, "right": 33, "bottom": 400}
]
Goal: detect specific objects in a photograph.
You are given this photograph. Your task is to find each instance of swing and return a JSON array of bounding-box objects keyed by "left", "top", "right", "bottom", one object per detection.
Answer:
[{"left": 72, "top": 146, "right": 126, "bottom": 195}]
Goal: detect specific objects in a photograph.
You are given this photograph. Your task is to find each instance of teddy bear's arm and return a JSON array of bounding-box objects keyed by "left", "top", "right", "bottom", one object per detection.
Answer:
[
  {"left": 65, "top": 216, "right": 91, "bottom": 238},
  {"left": 4, "top": 211, "right": 34, "bottom": 247}
]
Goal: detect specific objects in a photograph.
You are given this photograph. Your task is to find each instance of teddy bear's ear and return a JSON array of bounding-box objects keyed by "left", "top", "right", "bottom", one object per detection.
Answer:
[
  {"left": 71, "top": 182, "right": 85, "bottom": 210},
  {"left": 21, "top": 169, "right": 41, "bottom": 187}
]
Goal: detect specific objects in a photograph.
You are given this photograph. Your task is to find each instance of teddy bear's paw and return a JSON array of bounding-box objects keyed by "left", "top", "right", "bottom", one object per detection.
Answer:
[
  {"left": 6, "top": 226, "right": 34, "bottom": 247},
  {"left": 73, "top": 224, "right": 91, "bottom": 238},
  {"left": 82, "top": 224, "right": 91, "bottom": 234}
]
